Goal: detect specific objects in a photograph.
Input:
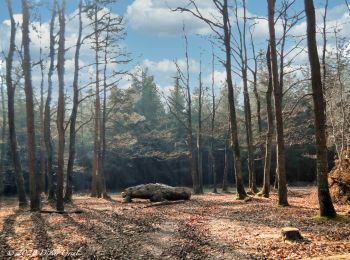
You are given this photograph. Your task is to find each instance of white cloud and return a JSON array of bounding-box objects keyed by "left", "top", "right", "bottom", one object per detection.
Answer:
[{"left": 126, "top": 0, "right": 219, "bottom": 36}]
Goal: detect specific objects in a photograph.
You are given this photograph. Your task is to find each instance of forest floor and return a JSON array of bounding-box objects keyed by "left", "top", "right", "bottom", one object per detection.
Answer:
[{"left": 0, "top": 187, "right": 350, "bottom": 259}]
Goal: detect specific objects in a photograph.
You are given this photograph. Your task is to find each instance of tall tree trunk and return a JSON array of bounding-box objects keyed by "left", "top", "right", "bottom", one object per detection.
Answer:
[
  {"left": 39, "top": 28, "right": 46, "bottom": 194},
  {"left": 304, "top": 0, "right": 336, "bottom": 218},
  {"left": 197, "top": 59, "right": 203, "bottom": 194},
  {"left": 239, "top": 0, "right": 256, "bottom": 193},
  {"left": 210, "top": 51, "right": 217, "bottom": 194},
  {"left": 223, "top": 0, "right": 247, "bottom": 199},
  {"left": 180, "top": 31, "right": 200, "bottom": 194},
  {"left": 56, "top": 0, "right": 66, "bottom": 212},
  {"left": 0, "top": 76, "right": 6, "bottom": 203},
  {"left": 5, "top": 0, "right": 27, "bottom": 208},
  {"left": 44, "top": 0, "right": 57, "bottom": 200},
  {"left": 260, "top": 46, "right": 274, "bottom": 198},
  {"left": 65, "top": 0, "right": 82, "bottom": 203},
  {"left": 100, "top": 16, "right": 111, "bottom": 199},
  {"left": 267, "top": 0, "right": 288, "bottom": 206},
  {"left": 91, "top": 4, "right": 101, "bottom": 198},
  {"left": 249, "top": 28, "right": 263, "bottom": 161},
  {"left": 22, "top": 0, "right": 40, "bottom": 211}
]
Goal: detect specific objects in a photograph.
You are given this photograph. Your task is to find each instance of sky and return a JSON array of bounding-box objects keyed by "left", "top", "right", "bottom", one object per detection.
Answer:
[{"left": 0, "top": 0, "right": 349, "bottom": 100}]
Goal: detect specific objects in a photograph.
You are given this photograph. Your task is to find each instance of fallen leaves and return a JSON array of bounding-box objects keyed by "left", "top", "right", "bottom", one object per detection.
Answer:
[{"left": 0, "top": 188, "right": 349, "bottom": 259}]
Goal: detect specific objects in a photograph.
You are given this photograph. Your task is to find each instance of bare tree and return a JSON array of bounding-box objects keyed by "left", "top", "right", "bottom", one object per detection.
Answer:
[
  {"left": 38, "top": 18, "right": 46, "bottom": 194},
  {"left": 175, "top": 30, "right": 200, "bottom": 194},
  {"left": 175, "top": 0, "right": 247, "bottom": 198},
  {"left": 259, "top": 46, "right": 274, "bottom": 198},
  {"left": 197, "top": 58, "right": 204, "bottom": 194},
  {"left": 0, "top": 75, "right": 6, "bottom": 203},
  {"left": 44, "top": 0, "right": 57, "bottom": 200},
  {"left": 267, "top": 0, "right": 289, "bottom": 206},
  {"left": 248, "top": 26, "right": 263, "bottom": 159},
  {"left": 233, "top": 0, "right": 257, "bottom": 193},
  {"left": 304, "top": 0, "right": 336, "bottom": 217},
  {"left": 22, "top": 0, "right": 40, "bottom": 211},
  {"left": 5, "top": 0, "right": 27, "bottom": 208},
  {"left": 209, "top": 50, "right": 217, "bottom": 193},
  {"left": 65, "top": 0, "right": 83, "bottom": 203},
  {"left": 56, "top": 0, "right": 66, "bottom": 211}
]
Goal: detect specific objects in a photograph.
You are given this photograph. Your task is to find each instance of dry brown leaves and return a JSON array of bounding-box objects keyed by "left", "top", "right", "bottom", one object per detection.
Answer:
[{"left": 0, "top": 187, "right": 349, "bottom": 259}]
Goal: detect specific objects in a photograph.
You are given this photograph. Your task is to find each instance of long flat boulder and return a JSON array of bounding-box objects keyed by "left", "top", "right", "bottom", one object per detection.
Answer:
[{"left": 121, "top": 183, "right": 192, "bottom": 202}]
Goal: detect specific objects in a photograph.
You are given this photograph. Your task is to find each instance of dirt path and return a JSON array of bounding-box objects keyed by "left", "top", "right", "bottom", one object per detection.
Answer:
[{"left": 0, "top": 188, "right": 350, "bottom": 259}]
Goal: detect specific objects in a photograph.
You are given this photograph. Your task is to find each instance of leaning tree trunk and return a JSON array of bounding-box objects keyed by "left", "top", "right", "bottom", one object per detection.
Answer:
[
  {"left": 44, "top": 0, "right": 57, "bottom": 201},
  {"left": 5, "top": 0, "right": 27, "bottom": 208},
  {"left": 56, "top": 0, "right": 66, "bottom": 212},
  {"left": 267, "top": 0, "right": 288, "bottom": 206},
  {"left": 65, "top": 0, "right": 82, "bottom": 203},
  {"left": 223, "top": 0, "right": 246, "bottom": 199},
  {"left": 304, "top": 0, "right": 336, "bottom": 218},
  {"left": 260, "top": 46, "right": 274, "bottom": 198},
  {"left": 22, "top": 0, "right": 40, "bottom": 211}
]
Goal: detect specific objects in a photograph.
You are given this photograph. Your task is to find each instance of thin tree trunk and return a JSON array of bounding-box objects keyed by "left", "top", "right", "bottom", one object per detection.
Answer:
[
  {"left": 249, "top": 28, "right": 263, "bottom": 161},
  {"left": 100, "top": 15, "right": 110, "bottom": 199},
  {"left": 210, "top": 50, "right": 217, "bottom": 194},
  {"left": 267, "top": 0, "right": 288, "bottom": 206},
  {"left": 0, "top": 76, "right": 6, "bottom": 202},
  {"left": 44, "top": 0, "right": 57, "bottom": 200},
  {"left": 56, "top": 0, "right": 66, "bottom": 212},
  {"left": 304, "top": 0, "right": 336, "bottom": 218},
  {"left": 91, "top": 4, "right": 101, "bottom": 198},
  {"left": 239, "top": 0, "right": 256, "bottom": 193},
  {"left": 22, "top": 0, "right": 40, "bottom": 211},
  {"left": 5, "top": 0, "right": 27, "bottom": 208},
  {"left": 223, "top": 0, "right": 246, "bottom": 199},
  {"left": 39, "top": 27, "right": 46, "bottom": 194},
  {"left": 65, "top": 0, "right": 82, "bottom": 203},
  {"left": 260, "top": 46, "right": 274, "bottom": 198},
  {"left": 181, "top": 31, "right": 200, "bottom": 194},
  {"left": 197, "top": 59, "right": 203, "bottom": 194}
]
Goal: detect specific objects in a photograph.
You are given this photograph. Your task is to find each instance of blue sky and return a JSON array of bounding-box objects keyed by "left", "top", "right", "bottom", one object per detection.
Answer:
[{"left": 0, "top": 0, "right": 349, "bottom": 97}]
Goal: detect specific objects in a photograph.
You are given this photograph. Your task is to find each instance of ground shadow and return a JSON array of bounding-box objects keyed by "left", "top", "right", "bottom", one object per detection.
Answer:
[
  {"left": 0, "top": 210, "right": 20, "bottom": 258},
  {"left": 30, "top": 213, "right": 55, "bottom": 259}
]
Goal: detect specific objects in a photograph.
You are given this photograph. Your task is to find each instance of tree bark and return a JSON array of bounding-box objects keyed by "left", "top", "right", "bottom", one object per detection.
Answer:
[
  {"left": 267, "top": 0, "right": 288, "bottom": 206},
  {"left": 223, "top": 0, "right": 247, "bottom": 199},
  {"left": 100, "top": 15, "right": 111, "bottom": 199},
  {"left": 5, "top": 0, "right": 27, "bottom": 208},
  {"left": 91, "top": 4, "right": 102, "bottom": 198},
  {"left": 22, "top": 0, "right": 40, "bottom": 211},
  {"left": 65, "top": 0, "right": 82, "bottom": 203},
  {"left": 0, "top": 75, "right": 6, "bottom": 202},
  {"left": 304, "top": 0, "right": 336, "bottom": 217},
  {"left": 44, "top": 0, "right": 57, "bottom": 201},
  {"left": 260, "top": 46, "right": 274, "bottom": 198},
  {"left": 39, "top": 26, "right": 46, "bottom": 194},
  {"left": 222, "top": 141, "right": 229, "bottom": 193},
  {"left": 56, "top": 0, "right": 66, "bottom": 212},
  {"left": 238, "top": 0, "right": 256, "bottom": 193},
  {"left": 197, "top": 60, "right": 203, "bottom": 194},
  {"left": 210, "top": 50, "right": 217, "bottom": 194}
]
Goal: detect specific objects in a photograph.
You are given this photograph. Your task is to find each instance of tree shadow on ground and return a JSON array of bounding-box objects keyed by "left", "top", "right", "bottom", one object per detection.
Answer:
[
  {"left": 30, "top": 213, "right": 55, "bottom": 259},
  {"left": 0, "top": 210, "right": 20, "bottom": 258}
]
